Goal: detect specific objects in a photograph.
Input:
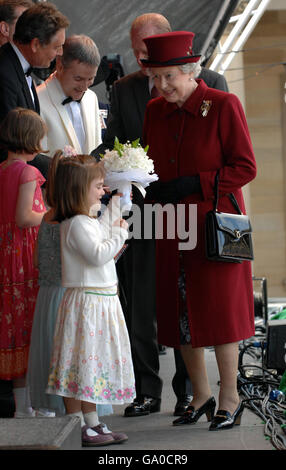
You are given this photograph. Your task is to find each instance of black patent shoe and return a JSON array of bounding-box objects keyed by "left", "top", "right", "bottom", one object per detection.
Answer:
[
  {"left": 173, "top": 395, "right": 192, "bottom": 416},
  {"left": 172, "top": 396, "right": 216, "bottom": 426},
  {"left": 124, "top": 396, "right": 161, "bottom": 417},
  {"left": 209, "top": 402, "right": 244, "bottom": 431}
]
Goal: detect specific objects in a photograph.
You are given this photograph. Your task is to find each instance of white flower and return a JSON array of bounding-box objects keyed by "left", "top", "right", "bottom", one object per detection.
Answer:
[
  {"left": 99, "top": 138, "right": 158, "bottom": 210},
  {"left": 100, "top": 139, "right": 154, "bottom": 174},
  {"left": 62, "top": 145, "right": 77, "bottom": 157}
]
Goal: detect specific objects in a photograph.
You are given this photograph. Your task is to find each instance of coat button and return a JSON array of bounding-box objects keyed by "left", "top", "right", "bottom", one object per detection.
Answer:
[{"left": 169, "top": 158, "right": 175, "bottom": 163}]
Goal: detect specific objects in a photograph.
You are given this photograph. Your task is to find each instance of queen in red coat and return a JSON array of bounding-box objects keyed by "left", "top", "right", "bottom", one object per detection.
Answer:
[{"left": 142, "top": 31, "right": 257, "bottom": 431}]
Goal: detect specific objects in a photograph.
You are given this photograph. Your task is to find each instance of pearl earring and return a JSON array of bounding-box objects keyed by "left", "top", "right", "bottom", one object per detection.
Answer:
[{"left": 189, "top": 77, "right": 193, "bottom": 81}]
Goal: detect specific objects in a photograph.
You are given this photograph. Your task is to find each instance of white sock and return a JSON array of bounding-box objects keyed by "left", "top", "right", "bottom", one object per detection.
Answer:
[
  {"left": 13, "top": 387, "right": 25, "bottom": 412},
  {"left": 83, "top": 411, "right": 100, "bottom": 427},
  {"left": 13, "top": 387, "right": 33, "bottom": 414},
  {"left": 72, "top": 411, "right": 98, "bottom": 437},
  {"left": 24, "top": 386, "right": 32, "bottom": 409},
  {"left": 68, "top": 411, "right": 85, "bottom": 427}
]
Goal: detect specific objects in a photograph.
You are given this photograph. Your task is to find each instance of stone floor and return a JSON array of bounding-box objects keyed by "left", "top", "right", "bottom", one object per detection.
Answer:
[{"left": 87, "top": 347, "right": 276, "bottom": 452}]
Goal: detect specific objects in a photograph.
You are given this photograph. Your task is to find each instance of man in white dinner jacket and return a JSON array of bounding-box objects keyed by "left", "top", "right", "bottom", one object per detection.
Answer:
[{"left": 37, "top": 34, "right": 102, "bottom": 157}]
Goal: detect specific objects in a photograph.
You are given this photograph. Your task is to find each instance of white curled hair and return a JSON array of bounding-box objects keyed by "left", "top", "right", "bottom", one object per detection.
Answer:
[{"left": 179, "top": 60, "right": 202, "bottom": 78}]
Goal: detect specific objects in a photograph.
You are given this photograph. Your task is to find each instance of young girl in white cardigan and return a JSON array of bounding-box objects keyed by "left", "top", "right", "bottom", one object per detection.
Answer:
[{"left": 46, "top": 156, "right": 135, "bottom": 446}]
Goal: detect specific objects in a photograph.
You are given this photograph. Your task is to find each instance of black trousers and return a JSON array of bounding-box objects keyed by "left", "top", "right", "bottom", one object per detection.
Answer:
[
  {"left": 172, "top": 349, "right": 192, "bottom": 399},
  {"left": 0, "top": 381, "right": 14, "bottom": 418},
  {"left": 117, "top": 236, "right": 192, "bottom": 401},
  {"left": 117, "top": 237, "right": 163, "bottom": 399}
]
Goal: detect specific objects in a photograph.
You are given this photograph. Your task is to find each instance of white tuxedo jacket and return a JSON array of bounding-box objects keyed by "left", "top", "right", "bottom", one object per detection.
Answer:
[{"left": 37, "top": 73, "right": 102, "bottom": 157}]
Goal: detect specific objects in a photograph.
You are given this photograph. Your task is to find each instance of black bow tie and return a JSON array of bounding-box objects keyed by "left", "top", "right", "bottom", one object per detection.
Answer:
[
  {"left": 25, "top": 66, "right": 35, "bottom": 77},
  {"left": 62, "top": 96, "right": 83, "bottom": 105}
]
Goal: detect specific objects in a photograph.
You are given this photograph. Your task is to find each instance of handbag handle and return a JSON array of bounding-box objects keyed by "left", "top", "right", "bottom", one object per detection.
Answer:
[{"left": 214, "top": 170, "right": 242, "bottom": 215}]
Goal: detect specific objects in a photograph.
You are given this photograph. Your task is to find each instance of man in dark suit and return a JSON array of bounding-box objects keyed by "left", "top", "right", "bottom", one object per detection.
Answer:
[
  {"left": 93, "top": 13, "right": 228, "bottom": 418},
  {"left": 0, "top": 0, "right": 32, "bottom": 46},
  {"left": 0, "top": 1, "right": 69, "bottom": 177}
]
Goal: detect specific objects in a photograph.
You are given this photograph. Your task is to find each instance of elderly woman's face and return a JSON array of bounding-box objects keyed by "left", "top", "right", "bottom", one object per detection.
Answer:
[{"left": 151, "top": 66, "right": 194, "bottom": 107}]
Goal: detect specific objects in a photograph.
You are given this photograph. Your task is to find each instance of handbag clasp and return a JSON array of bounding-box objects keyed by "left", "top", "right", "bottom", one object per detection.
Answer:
[{"left": 234, "top": 229, "right": 241, "bottom": 239}]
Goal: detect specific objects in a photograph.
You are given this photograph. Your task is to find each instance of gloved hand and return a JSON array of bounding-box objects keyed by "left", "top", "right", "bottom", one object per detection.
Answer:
[
  {"left": 146, "top": 179, "right": 181, "bottom": 204},
  {"left": 146, "top": 175, "right": 201, "bottom": 204},
  {"left": 175, "top": 175, "right": 201, "bottom": 199}
]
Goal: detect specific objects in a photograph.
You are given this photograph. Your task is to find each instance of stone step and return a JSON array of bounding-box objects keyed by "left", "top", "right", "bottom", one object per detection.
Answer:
[{"left": 0, "top": 416, "right": 81, "bottom": 450}]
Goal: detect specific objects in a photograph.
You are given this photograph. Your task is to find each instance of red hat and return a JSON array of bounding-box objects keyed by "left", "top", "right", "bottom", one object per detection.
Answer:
[{"left": 141, "top": 31, "right": 201, "bottom": 67}]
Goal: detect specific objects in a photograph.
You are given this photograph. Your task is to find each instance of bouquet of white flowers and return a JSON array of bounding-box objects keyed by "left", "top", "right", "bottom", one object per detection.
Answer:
[{"left": 100, "top": 137, "right": 158, "bottom": 210}]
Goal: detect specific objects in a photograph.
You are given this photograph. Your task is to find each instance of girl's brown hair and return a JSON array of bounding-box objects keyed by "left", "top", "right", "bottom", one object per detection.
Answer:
[
  {"left": 0, "top": 107, "right": 47, "bottom": 154},
  {"left": 52, "top": 154, "right": 105, "bottom": 222},
  {"left": 45, "top": 150, "right": 65, "bottom": 208}
]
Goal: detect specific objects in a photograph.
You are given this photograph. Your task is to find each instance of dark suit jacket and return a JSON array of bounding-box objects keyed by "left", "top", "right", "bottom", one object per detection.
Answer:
[
  {"left": 0, "top": 43, "right": 50, "bottom": 179},
  {"left": 98, "top": 70, "right": 149, "bottom": 152},
  {"left": 0, "top": 42, "right": 40, "bottom": 123}
]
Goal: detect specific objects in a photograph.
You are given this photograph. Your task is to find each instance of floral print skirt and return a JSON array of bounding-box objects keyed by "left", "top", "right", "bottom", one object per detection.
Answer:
[{"left": 46, "top": 286, "right": 135, "bottom": 405}]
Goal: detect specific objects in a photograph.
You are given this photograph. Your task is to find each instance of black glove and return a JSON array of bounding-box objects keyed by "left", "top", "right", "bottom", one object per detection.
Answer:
[
  {"left": 175, "top": 175, "right": 201, "bottom": 199},
  {"left": 146, "top": 175, "right": 201, "bottom": 204},
  {"left": 146, "top": 180, "right": 181, "bottom": 204}
]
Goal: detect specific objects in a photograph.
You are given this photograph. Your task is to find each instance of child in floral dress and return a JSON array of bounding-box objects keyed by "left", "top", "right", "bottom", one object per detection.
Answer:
[
  {"left": 27, "top": 151, "right": 113, "bottom": 419},
  {"left": 0, "top": 108, "right": 47, "bottom": 417},
  {"left": 46, "top": 156, "right": 135, "bottom": 446}
]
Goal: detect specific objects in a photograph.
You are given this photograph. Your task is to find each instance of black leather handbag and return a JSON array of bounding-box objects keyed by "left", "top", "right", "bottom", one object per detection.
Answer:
[{"left": 205, "top": 171, "right": 254, "bottom": 263}]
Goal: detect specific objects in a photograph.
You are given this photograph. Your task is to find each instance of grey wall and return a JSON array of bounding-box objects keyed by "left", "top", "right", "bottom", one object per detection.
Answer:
[{"left": 53, "top": 0, "right": 229, "bottom": 101}]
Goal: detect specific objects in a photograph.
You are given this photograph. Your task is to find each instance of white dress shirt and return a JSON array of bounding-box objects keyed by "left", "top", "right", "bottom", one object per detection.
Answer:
[
  {"left": 11, "top": 43, "right": 34, "bottom": 103},
  {"left": 65, "top": 100, "right": 86, "bottom": 153}
]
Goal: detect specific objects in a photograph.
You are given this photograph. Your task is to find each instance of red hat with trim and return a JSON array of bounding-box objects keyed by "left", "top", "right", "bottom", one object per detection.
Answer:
[{"left": 141, "top": 31, "right": 201, "bottom": 67}]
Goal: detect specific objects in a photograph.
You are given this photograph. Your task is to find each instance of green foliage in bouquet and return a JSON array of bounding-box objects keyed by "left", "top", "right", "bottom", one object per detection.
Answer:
[{"left": 113, "top": 137, "right": 149, "bottom": 157}]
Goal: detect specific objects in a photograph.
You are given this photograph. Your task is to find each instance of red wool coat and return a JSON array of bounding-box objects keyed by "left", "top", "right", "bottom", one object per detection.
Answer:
[{"left": 143, "top": 79, "right": 257, "bottom": 349}]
